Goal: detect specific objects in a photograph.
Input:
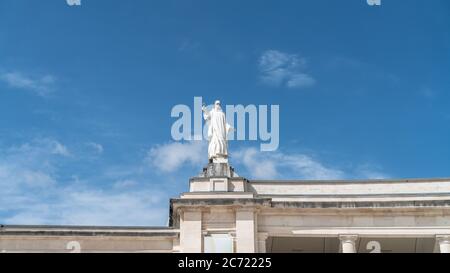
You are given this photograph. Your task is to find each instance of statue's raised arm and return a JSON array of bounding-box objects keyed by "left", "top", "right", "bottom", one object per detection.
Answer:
[{"left": 202, "top": 104, "right": 211, "bottom": 121}]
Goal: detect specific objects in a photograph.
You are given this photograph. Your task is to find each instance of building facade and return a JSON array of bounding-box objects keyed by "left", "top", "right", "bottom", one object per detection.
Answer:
[{"left": 1, "top": 163, "right": 450, "bottom": 253}]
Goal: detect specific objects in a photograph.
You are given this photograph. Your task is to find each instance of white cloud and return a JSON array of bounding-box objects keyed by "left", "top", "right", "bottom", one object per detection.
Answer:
[
  {"left": 113, "top": 179, "right": 138, "bottom": 189},
  {"left": 233, "top": 147, "right": 389, "bottom": 180},
  {"left": 51, "top": 141, "right": 70, "bottom": 156},
  {"left": 0, "top": 137, "right": 389, "bottom": 226},
  {"left": 58, "top": 189, "right": 165, "bottom": 226},
  {"left": 354, "top": 163, "right": 389, "bottom": 180},
  {"left": 0, "top": 138, "right": 169, "bottom": 226},
  {"left": 282, "top": 153, "right": 345, "bottom": 179},
  {"left": 8, "top": 138, "right": 70, "bottom": 159},
  {"left": 419, "top": 87, "right": 437, "bottom": 100},
  {"left": 3, "top": 187, "right": 167, "bottom": 226},
  {"left": 234, "top": 148, "right": 278, "bottom": 179},
  {"left": 286, "top": 73, "right": 316, "bottom": 88},
  {"left": 258, "top": 50, "right": 316, "bottom": 89},
  {"left": 144, "top": 141, "right": 388, "bottom": 181},
  {"left": 0, "top": 138, "right": 69, "bottom": 194},
  {"left": 86, "top": 142, "right": 104, "bottom": 155},
  {"left": 0, "top": 165, "right": 56, "bottom": 190},
  {"left": 234, "top": 147, "right": 343, "bottom": 179},
  {"left": 0, "top": 71, "right": 56, "bottom": 97},
  {"left": 146, "top": 141, "right": 206, "bottom": 172}
]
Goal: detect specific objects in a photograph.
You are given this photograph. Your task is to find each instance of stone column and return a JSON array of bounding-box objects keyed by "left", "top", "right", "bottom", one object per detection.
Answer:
[
  {"left": 235, "top": 209, "right": 257, "bottom": 253},
  {"left": 179, "top": 210, "right": 203, "bottom": 253},
  {"left": 436, "top": 235, "right": 450, "bottom": 253},
  {"left": 257, "top": 233, "right": 269, "bottom": 253},
  {"left": 339, "top": 235, "right": 358, "bottom": 253}
]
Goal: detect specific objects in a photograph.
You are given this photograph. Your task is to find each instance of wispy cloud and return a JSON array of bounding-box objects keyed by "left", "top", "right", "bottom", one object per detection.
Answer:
[
  {"left": 146, "top": 141, "right": 206, "bottom": 172},
  {"left": 354, "top": 163, "right": 389, "bottom": 180},
  {"left": 86, "top": 142, "right": 104, "bottom": 155},
  {"left": 258, "top": 50, "right": 316, "bottom": 89},
  {"left": 234, "top": 147, "right": 343, "bottom": 179},
  {"left": 0, "top": 166, "right": 56, "bottom": 190},
  {"left": 51, "top": 141, "right": 71, "bottom": 157},
  {"left": 113, "top": 179, "right": 138, "bottom": 189},
  {"left": 145, "top": 140, "right": 388, "bottom": 180},
  {"left": 0, "top": 138, "right": 169, "bottom": 226},
  {"left": 178, "top": 39, "right": 201, "bottom": 52},
  {"left": 0, "top": 71, "right": 56, "bottom": 97},
  {"left": 5, "top": 138, "right": 71, "bottom": 169},
  {"left": 0, "top": 136, "right": 389, "bottom": 226},
  {"left": 3, "top": 187, "right": 167, "bottom": 226},
  {"left": 233, "top": 147, "right": 389, "bottom": 180},
  {"left": 419, "top": 86, "right": 437, "bottom": 100},
  {"left": 0, "top": 138, "right": 69, "bottom": 199}
]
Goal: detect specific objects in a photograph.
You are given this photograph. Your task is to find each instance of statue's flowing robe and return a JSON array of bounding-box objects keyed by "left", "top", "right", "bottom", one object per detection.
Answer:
[{"left": 204, "top": 108, "right": 230, "bottom": 160}]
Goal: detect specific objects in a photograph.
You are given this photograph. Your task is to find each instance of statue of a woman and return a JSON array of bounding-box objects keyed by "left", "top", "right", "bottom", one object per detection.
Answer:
[{"left": 202, "top": 100, "right": 233, "bottom": 163}]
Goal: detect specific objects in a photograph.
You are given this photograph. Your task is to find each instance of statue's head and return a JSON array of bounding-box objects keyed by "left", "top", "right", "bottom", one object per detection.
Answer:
[{"left": 214, "top": 100, "right": 221, "bottom": 111}]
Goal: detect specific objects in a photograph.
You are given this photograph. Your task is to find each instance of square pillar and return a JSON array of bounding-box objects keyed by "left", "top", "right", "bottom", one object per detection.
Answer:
[
  {"left": 339, "top": 235, "right": 358, "bottom": 253},
  {"left": 257, "top": 233, "right": 269, "bottom": 253},
  {"left": 235, "top": 209, "right": 257, "bottom": 253},
  {"left": 180, "top": 210, "right": 202, "bottom": 253}
]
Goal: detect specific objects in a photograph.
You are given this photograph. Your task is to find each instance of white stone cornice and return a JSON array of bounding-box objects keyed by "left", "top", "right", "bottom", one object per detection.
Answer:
[{"left": 290, "top": 227, "right": 450, "bottom": 238}]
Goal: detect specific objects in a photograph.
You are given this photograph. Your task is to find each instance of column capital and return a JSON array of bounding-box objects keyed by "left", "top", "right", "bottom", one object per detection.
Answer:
[
  {"left": 436, "top": 235, "right": 450, "bottom": 243},
  {"left": 436, "top": 235, "right": 450, "bottom": 253},
  {"left": 257, "top": 232, "right": 269, "bottom": 241},
  {"left": 339, "top": 234, "right": 359, "bottom": 242},
  {"left": 339, "top": 235, "right": 358, "bottom": 253},
  {"left": 178, "top": 206, "right": 206, "bottom": 214}
]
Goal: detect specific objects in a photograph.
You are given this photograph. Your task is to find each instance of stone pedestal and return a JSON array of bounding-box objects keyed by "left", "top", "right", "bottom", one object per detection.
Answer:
[
  {"left": 188, "top": 162, "right": 247, "bottom": 193},
  {"left": 201, "top": 162, "right": 237, "bottom": 178}
]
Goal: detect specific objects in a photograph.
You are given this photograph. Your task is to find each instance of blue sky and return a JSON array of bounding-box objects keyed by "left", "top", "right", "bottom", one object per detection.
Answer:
[{"left": 0, "top": 0, "right": 449, "bottom": 226}]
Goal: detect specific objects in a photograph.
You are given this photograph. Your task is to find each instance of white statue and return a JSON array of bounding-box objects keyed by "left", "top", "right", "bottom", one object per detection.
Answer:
[{"left": 202, "top": 100, "right": 233, "bottom": 163}]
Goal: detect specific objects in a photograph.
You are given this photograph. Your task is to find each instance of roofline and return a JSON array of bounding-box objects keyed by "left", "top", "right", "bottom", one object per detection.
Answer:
[
  {"left": 257, "top": 192, "right": 450, "bottom": 198},
  {"left": 0, "top": 225, "right": 175, "bottom": 230},
  {"left": 249, "top": 177, "right": 450, "bottom": 184}
]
